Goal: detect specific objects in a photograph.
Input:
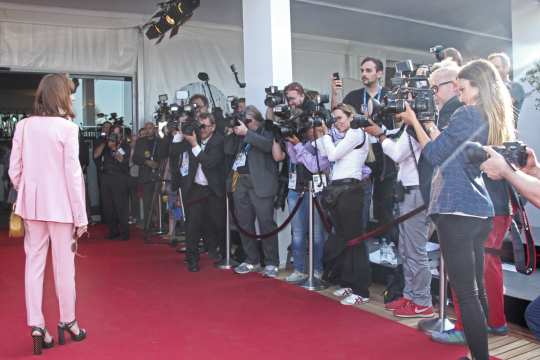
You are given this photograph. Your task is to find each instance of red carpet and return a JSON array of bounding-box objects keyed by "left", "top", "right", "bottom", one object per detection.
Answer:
[{"left": 0, "top": 226, "right": 495, "bottom": 359}]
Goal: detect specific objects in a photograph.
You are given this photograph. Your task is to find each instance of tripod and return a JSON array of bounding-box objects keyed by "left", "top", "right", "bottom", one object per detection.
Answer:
[{"left": 143, "top": 161, "right": 170, "bottom": 244}]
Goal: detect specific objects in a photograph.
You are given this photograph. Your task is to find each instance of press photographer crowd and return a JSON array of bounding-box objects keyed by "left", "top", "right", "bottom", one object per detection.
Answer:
[{"left": 6, "top": 46, "right": 540, "bottom": 360}]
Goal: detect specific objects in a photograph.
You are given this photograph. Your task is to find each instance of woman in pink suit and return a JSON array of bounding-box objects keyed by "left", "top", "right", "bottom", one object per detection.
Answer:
[{"left": 9, "top": 74, "right": 88, "bottom": 355}]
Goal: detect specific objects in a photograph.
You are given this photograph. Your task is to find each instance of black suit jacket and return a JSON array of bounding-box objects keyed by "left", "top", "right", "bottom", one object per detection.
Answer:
[{"left": 170, "top": 132, "right": 226, "bottom": 198}]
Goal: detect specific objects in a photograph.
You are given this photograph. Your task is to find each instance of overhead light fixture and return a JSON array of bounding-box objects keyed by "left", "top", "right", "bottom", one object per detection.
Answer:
[{"left": 145, "top": 0, "right": 200, "bottom": 44}]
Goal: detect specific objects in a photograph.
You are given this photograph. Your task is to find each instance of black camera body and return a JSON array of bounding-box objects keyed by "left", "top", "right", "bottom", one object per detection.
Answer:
[
  {"left": 370, "top": 60, "right": 437, "bottom": 123},
  {"left": 180, "top": 119, "right": 201, "bottom": 136},
  {"left": 225, "top": 111, "right": 247, "bottom": 128},
  {"left": 350, "top": 114, "right": 372, "bottom": 129},
  {"left": 465, "top": 141, "right": 528, "bottom": 167},
  {"left": 265, "top": 86, "right": 290, "bottom": 118}
]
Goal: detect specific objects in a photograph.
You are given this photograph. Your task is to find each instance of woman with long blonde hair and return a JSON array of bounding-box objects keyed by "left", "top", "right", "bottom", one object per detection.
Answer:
[{"left": 402, "top": 59, "right": 515, "bottom": 360}]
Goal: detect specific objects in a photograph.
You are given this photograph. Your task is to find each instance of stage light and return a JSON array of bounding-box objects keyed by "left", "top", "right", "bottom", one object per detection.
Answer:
[{"left": 145, "top": 0, "right": 201, "bottom": 44}]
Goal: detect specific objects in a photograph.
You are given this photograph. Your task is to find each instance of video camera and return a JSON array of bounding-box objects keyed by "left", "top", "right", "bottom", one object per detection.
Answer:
[
  {"left": 368, "top": 60, "right": 437, "bottom": 123},
  {"left": 264, "top": 86, "right": 290, "bottom": 119},
  {"left": 265, "top": 92, "right": 332, "bottom": 140},
  {"left": 465, "top": 141, "right": 528, "bottom": 167}
]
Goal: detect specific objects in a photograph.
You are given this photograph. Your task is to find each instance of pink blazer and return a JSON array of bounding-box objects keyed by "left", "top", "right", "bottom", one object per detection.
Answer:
[{"left": 9, "top": 116, "right": 88, "bottom": 227}]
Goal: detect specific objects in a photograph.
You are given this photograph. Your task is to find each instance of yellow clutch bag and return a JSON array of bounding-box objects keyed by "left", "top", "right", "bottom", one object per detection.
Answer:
[{"left": 9, "top": 208, "right": 24, "bottom": 238}]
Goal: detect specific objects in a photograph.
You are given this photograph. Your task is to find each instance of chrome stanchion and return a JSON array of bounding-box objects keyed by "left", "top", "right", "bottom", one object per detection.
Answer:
[
  {"left": 300, "top": 181, "right": 328, "bottom": 291},
  {"left": 418, "top": 255, "right": 455, "bottom": 334},
  {"left": 155, "top": 182, "right": 166, "bottom": 235},
  {"left": 217, "top": 195, "right": 239, "bottom": 270}
]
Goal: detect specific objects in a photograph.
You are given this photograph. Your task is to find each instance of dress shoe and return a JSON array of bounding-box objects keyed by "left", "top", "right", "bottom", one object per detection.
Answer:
[
  {"left": 187, "top": 261, "right": 200, "bottom": 272},
  {"left": 106, "top": 232, "right": 120, "bottom": 240}
]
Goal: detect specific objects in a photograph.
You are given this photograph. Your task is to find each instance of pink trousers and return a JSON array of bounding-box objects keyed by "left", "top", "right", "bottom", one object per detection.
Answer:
[{"left": 24, "top": 220, "right": 76, "bottom": 328}]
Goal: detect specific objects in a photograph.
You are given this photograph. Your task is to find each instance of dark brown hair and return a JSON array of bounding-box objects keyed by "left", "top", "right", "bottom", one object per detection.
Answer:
[
  {"left": 198, "top": 112, "right": 216, "bottom": 125},
  {"left": 361, "top": 57, "right": 384, "bottom": 72},
  {"left": 33, "top": 74, "right": 75, "bottom": 119},
  {"left": 284, "top": 82, "right": 305, "bottom": 95}
]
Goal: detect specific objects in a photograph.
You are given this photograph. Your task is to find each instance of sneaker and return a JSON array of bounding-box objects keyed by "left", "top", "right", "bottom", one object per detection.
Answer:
[
  {"left": 488, "top": 324, "right": 509, "bottom": 336},
  {"left": 261, "top": 265, "right": 279, "bottom": 278},
  {"left": 431, "top": 329, "right": 467, "bottom": 345},
  {"left": 385, "top": 297, "right": 410, "bottom": 311},
  {"left": 234, "top": 262, "right": 261, "bottom": 274},
  {"left": 286, "top": 270, "right": 307, "bottom": 283},
  {"left": 393, "top": 301, "right": 434, "bottom": 318},
  {"left": 332, "top": 287, "right": 353, "bottom": 297},
  {"left": 340, "top": 294, "right": 370, "bottom": 306}
]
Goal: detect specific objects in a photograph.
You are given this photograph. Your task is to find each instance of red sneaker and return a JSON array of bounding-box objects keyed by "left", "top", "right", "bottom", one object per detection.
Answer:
[
  {"left": 393, "top": 302, "right": 434, "bottom": 318},
  {"left": 384, "top": 297, "right": 410, "bottom": 311}
]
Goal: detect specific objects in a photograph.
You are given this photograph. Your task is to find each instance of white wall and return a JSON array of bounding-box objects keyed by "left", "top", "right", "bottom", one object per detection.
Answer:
[
  {"left": 512, "top": 0, "right": 540, "bottom": 226},
  {"left": 142, "top": 21, "right": 434, "bottom": 121}
]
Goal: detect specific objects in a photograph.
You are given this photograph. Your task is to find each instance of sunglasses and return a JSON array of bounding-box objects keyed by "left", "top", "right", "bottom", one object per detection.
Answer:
[{"left": 431, "top": 80, "right": 454, "bottom": 93}]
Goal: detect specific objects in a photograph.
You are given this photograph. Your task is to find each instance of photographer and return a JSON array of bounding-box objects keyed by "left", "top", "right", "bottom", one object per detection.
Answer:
[
  {"left": 363, "top": 121, "right": 433, "bottom": 318},
  {"left": 402, "top": 59, "right": 515, "bottom": 360},
  {"left": 225, "top": 106, "right": 280, "bottom": 278},
  {"left": 133, "top": 121, "right": 167, "bottom": 226},
  {"left": 332, "top": 57, "right": 397, "bottom": 246},
  {"left": 100, "top": 132, "right": 131, "bottom": 240},
  {"left": 190, "top": 93, "right": 227, "bottom": 135},
  {"left": 429, "top": 60, "right": 463, "bottom": 130},
  {"left": 281, "top": 82, "right": 331, "bottom": 282},
  {"left": 314, "top": 103, "right": 371, "bottom": 306},
  {"left": 480, "top": 147, "right": 540, "bottom": 340},
  {"left": 169, "top": 113, "right": 226, "bottom": 272}
]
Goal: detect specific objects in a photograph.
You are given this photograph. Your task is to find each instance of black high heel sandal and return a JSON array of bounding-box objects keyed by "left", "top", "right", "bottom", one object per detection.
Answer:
[
  {"left": 31, "top": 327, "right": 54, "bottom": 355},
  {"left": 57, "top": 320, "right": 87, "bottom": 345}
]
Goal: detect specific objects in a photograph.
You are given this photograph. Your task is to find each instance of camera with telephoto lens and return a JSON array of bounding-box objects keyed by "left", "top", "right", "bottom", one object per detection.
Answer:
[
  {"left": 368, "top": 60, "right": 437, "bottom": 123},
  {"left": 265, "top": 86, "right": 291, "bottom": 118},
  {"left": 464, "top": 141, "right": 528, "bottom": 167}
]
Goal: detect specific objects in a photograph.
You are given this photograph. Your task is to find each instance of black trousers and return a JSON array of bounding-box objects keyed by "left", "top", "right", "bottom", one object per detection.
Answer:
[
  {"left": 433, "top": 214, "right": 493, "bottom": 360},
  {"left": 142, "top": 181, "right": 157, "bottom": 226},
  {"left": 373, "top": 176, "right": 398, "bottom": 244},
  {"left": 325, "top": 183, "right": 371, "bottom": 298},
  {"left": 101, "top": 173, "right": 130, "bottom": 238},
  {"left": 233, "top": 174, "right": 279, "bottom": 267},
  {"left": 185, "top": 184, "right": 226, "bottom": 262}
]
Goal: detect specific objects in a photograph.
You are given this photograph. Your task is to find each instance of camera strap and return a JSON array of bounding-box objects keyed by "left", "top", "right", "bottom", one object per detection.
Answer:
[{"left": 508, "top": 186, "right": 536, "bottom": 275}]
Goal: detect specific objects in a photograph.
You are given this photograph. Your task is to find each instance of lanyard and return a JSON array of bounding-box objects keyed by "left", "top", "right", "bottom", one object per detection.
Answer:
[
  {"left": 150, "top": 139, "right": 157, "bottom": 160},
  {"left": 363, "top": 86, "right": 382, "bottom": 106}
]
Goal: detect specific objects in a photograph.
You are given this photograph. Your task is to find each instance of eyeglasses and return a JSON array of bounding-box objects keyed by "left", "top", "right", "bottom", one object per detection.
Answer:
[{"left": 431, "top": 80, "right": 454, "bottom": 93}]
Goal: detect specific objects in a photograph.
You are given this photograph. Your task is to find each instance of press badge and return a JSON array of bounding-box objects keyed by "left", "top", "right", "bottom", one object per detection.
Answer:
[
  {"left": 180, "top": 152, "right": 189, "bottom": 176},
  {"left": 312, "top": 174, "right": 327, "bottom": 194},
  {"left": 288, "top": 171, "right": 297, "bottom": 190},
  {"left": 232, "top": 151, "right": 247, "bottom": 170},
  {"left": 144, "top": 150, "right": 151, "bottom": 159}
]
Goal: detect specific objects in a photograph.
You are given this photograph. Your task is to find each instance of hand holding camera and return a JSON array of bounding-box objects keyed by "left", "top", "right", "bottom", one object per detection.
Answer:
[
  {"left": 233, "top": 120, "right": 248, "bottom": 136},
  {"left": 480, "top": 144, "right": 538, "bottom": 180},
  {"left": 286, "top": 135, "right": 301, "bottom": 145},
  {"left": 184, "top": 131, "right": 198, "bottom": 147}
]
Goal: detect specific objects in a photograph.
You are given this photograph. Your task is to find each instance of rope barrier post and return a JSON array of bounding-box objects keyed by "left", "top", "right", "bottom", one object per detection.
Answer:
[
  {"left": 156, "top": 182, "right": 166, "bottom": 235},
  {"left": 300, "top": 181, "right": 328, "bottom": 291},
  {"left": 217, "top": 194, "right": 239, "bottom": 270},
  {"left": 418, "top": 255, "right": 455, "bottom": 334}
]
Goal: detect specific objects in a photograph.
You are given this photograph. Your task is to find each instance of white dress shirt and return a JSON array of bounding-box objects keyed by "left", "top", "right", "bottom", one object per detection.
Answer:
[
  {"left": 381, "top": 128, "right": 421, "bottom": 186},
  {"left": 191, "top": 135, "right": 212, "bottom": 186},
  {"left": 315, "top": 128, "right": 369, "bottom": 181}
]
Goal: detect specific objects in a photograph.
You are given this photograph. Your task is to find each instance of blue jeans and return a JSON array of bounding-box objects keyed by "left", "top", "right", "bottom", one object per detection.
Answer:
[
  {"left": 526, "top": 295, "right": 540, "bottom": 340},
  {"left": 287, "top": 190, "right": 326, "bottom": 273}
]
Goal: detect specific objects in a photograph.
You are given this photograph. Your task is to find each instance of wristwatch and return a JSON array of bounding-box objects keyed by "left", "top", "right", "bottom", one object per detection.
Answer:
[{"left": 426, "top": 125, "right": 436, "bottom": 135}]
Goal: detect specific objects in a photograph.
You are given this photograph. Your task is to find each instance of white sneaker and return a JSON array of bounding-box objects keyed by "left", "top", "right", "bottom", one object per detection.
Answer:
[
  {"left": 340, "top": 294, "right": 370, "bottom": 306},
  {"left": 285, "top": 270, "right": 307, "bottom": 283},
  {"left": 332, "top": 287, "right": 353, "bottom": 297}
]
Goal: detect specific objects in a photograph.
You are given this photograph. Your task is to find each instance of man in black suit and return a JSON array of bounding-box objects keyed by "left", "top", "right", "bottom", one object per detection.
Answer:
[{"left": 170, "top": 113, "right": 226, "bottom": 272}]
